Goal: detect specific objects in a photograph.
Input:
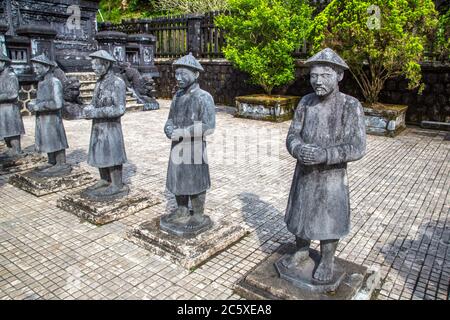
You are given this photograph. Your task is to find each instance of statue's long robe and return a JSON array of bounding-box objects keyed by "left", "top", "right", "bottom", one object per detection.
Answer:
[
  {"left": 285, "top": 92, "right": 366, "bottom": 240},
  {"left": 87, "top": 70, "right": 127, "bottom": 168},
  {"left": 0, "top": 68, "right": 25, "bottom": 139},
  {"left": 164, "top": 83, "right": 216, "bottom": 195},
  {"left": 34, "top": 73, "right": 69, "bottom": 153}
]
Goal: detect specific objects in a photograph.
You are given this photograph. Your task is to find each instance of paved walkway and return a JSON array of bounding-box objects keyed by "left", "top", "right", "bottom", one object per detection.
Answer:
[{"left": 0, "top": 100, "right": 449, "bottom": 300}]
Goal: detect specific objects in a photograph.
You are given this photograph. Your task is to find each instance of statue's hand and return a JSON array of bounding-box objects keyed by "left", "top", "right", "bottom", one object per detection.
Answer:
[
  {"left": 300, "top": 144, "right": 327, "bottom": 165},
  {"left": 171, "top": 128, "right": 186, "bottom": 141},
  {"left": 164, "top": 126, "right": 173, "bottom": 139},
  {"left": 26, "top": 100, "right": 37, "bottom": 112},
  {"left": 83, "top": 105, "right": 95, "bottom": 119}
]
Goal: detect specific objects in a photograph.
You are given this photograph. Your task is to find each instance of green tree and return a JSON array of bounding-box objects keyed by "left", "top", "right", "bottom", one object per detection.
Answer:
[
  {"left": 310, "top": 0, "right": 438, "bottom": 104},
  {"left": 434, "top": 8, "right": 450, "bottom": 61},
  {"left": 98, "top": 0, "right": 158, "bottom": 22},
  {"left": 155, "top": 0, "right": 230, "bottom": 14},
  {"left": 215, "top": 0, "right": 313, "bottom": 95}
]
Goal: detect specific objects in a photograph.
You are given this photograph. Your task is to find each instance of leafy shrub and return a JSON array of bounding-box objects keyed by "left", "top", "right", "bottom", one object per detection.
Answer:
[
  {"left": 216, "top": 0, "right": 313, "bottom": 94},
  {"left": 310, "top": 0, "right": 438, "bottom": 104}
]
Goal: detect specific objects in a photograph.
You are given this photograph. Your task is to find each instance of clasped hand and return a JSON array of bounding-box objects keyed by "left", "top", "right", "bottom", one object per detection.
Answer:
[
  {"left": 298, "top": 144, "right": 327, "bottom": 165},
  {"left": 82, "top": 105, "right": 95, "bottom": 119},
  {"left": 26, "top": 100, "right": 38, "bottom": 112}
]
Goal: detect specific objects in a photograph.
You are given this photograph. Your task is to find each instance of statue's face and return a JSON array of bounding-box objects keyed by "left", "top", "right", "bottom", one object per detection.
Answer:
[
  {"left": 0, "top": 61, "right": 5, "bottom": 72},
  {"left": 91, "top": 58, "right": 110, "bottom": 77},
  {"left": 33, "top": 63, "right": 50, "bottom": 80},
  {"left": 175, "top": 67, "right": 198, "bottom": 89},
  {"left": 310, "top": 65, "right": 342, "bottom": 97}
]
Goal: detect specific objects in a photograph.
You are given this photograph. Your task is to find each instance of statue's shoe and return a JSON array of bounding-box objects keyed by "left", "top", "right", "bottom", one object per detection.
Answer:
[
  {"left": 86, "top": 179, "right": 110, "bottom": 191},
  {"left": 84, "top": 184, "right": 130, "bottom": 201},
  {"left": 166, "top": 207, "right": 191, "bottom": 223},
  {"left": 33, "top": 163, "right": 72, "bottom": 177}
]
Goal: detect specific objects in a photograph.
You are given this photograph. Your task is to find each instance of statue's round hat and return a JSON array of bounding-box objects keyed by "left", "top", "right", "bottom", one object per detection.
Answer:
[
  {"left": 0, "top": 53, "right": 11, "bottom": 63},
  {"left": 89, "top": 50, "right": 116, "bottom": 63},
  {"left": 305, "top": 48, "right": 349, "bottom": 70},
  {"left": 173, "top": 52, "right": 204, "bottom": 72},
  {"left": 30, "top": 54, "right": 56, "bottom": 67}
]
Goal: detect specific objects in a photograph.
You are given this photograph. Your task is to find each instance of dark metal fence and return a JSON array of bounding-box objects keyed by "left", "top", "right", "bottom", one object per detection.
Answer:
[{"left": 97, "top": 11, "right": 310, "bottom": 59}]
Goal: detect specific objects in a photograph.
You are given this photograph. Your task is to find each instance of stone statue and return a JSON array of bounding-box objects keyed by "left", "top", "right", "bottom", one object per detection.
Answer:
[
  {"left": 281, "top": 48, "right": 366, "bottom": 283},
  {"left": 27, "top": 54, "right": 71, "bottom": 176},
  {"left": 161, "top": 53, "right": 216, "bottom": 236},
  {"left": 82, "top": 50, "right": 128, "bottom": 199},
  {"left": 0, "top": 53, "right": 25, "bottom": 157},
  {"left": 120, "top": 63, "right": 159, "bottom": 111},
  {"left": 53, "top": 67, "right": 84, "bottom": 120}
]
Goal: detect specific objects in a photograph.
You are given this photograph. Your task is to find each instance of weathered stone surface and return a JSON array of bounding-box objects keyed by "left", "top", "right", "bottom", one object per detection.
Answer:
[
  {"left": 235, "top": 95, "right": 300, "bottom": 122},
  {"left": 57, "top": 187, "right": 161, "bottom": 225},
  {"left": 421, "top": 120, "right": 450, "bottom": 131},
  {"left": 234, "top": 244, "right": 376, "bottom": 300},
  {"left": 274, "top": 249, "right": 346, "bottom": 293},
  {"left": 363, "top": 103, "right": 408, "bottom": 137},
  {"left": 160, "top": 213, "right": 213, "bottom": 238},
  {"left": 127, "top": 216, "right": 249, "bottom": 269},
  {"left": 0, "top": 152, "right": 47, "bottom": 174},
  {"left": 8, "top": 166, "right": 94, "bottom": 196}
]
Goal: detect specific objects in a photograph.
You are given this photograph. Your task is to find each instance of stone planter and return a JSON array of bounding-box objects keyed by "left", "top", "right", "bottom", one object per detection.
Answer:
[
  {"left": 363, "top": 103, "right": 408, "bottom": 137},
  {"left": 235, "top": 94, "right": 300, "bottom": 122}
]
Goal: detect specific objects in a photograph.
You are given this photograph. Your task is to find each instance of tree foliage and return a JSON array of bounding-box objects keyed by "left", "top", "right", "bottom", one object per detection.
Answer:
[
  {"left": 155, "top": 0, "right": 230, "bottom": 14},
  {"left": 434, "top": 8, "right": 450, "bottom": 61},
  {"left": 98, "top": 0, "right": 158, "bottom": 22},
  {"left": 310, "top": 0, "right": 438, "bottom": 104},
  {"left": 215, "top": 0, "right": 313, "bottom": 95}
]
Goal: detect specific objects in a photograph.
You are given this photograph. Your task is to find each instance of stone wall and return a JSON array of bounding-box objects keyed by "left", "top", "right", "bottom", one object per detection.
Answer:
[{"left": 155, "top": 58, "right": 450, "bottom": 125}]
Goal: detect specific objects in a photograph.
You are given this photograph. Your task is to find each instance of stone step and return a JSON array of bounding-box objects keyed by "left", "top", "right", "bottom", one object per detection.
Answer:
[
  {"left": 79, "top": 92, "right": 136, "bottom": 99},
  {"left": 66, "top": 72, "right": 96, "bottom": 82},
  {"left": 421, "top": 121, "right": 450, "bottom": 131},
  {"left": 79, "top": 97, "right": 138, "bottom": 104}
]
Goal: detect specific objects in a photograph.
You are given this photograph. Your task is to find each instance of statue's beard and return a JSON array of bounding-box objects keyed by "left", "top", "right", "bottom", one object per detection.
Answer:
[{"left": 314, "top": 86, "right": 336, "bottom": 97}]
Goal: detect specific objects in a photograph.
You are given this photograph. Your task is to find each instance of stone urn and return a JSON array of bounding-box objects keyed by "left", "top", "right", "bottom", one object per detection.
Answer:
[
  {"left": 235, "top": 94, "right": 300, "bottom": 122},
  {"left": 363, "top": 103, "right": 408, "bottom": 137}
]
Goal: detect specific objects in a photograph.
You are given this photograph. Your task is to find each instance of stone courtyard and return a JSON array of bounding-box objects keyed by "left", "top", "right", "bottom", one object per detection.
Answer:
[{"left": 0, "top": 100, "right": 448, "bottom": 300}]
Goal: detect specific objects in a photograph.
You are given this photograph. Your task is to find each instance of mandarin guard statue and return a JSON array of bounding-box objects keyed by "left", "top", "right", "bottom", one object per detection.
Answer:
[
  {"left": 26, "top": 54, "right": 71, "bottom": 176},
  {"left": 277, "top": 48, "right": 366, "bottom": 287},
  {"left": 82, "top": 50, "right": 128, "bottom": 200},
  {"left": 161, "top": 53, "right": 216, "bottom": 237},
  {"left": 0, "top": 53, "right": 25, "bottom": 158}
]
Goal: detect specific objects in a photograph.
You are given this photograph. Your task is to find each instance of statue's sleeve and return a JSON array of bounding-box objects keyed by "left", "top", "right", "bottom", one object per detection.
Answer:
[
  {"left": 0, "top": 73, "right": 19, "bottom": 103},
  {"left": 286, "top": 100, "right": 306, "bottom": 159},
  {"left": 164, "top": 97, "right": 175, "bottom": 139},
  {"left": 325, "top": 99, "right": 366, "bottom": 165},
  {"left": 35, "top": 78, "right": 64, "bottom": 111},
  {"left": 186, "top": 94, "right": 216, "bottom": 138},
  {"left": 90, "top": 79, "right": 126, "bottom": 118}
]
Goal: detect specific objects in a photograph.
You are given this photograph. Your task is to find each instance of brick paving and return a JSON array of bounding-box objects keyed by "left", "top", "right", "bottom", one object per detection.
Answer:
[{"left": 0, "top": 100, "right": 449, "bottom": 300}]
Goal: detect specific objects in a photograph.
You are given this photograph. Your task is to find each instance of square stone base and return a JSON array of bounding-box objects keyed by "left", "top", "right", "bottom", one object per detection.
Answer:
[
  {"left": 235, "top": 95, "right": 300, "bottom": 122},
  {"left": 57, "top": 187, "right": 162, "bottom": 225},
  {"left": 363, "top": 103, "right": 408, "bottom": 137},
  {"left": 234, "top": 243, "right": 379, "bottom": 300},
  {"left": 127, "top": 216, "right": 249, "bottom": 270},
  {"left": 0, "top": 153, "right": 47, "bottom": 174},
  {"left": 8, "top": 166, "right": 94, "bottom": 196}
]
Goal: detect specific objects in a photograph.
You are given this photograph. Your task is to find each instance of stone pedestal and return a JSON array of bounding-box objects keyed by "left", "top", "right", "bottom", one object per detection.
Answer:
[
  {"left": 235, "top": 95, "right": 300, "bottom": 122},
  {"left": 234, "top": 243, "right": 379, "bottom": 300},
  {"left": 8, "top": 166, "right": 94, "bottom": 196},
  {"left": 57, "top": 187, "right": 161, "bottom": 225},
  {"left": 363, "top": 103, "right": 408, "bottom": 137},
  {"left": 0, "top": 152, "right": 47, "bottom": 174},
  {"left": 127, "top": 216, "right": 249, "bottom": 270}
]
